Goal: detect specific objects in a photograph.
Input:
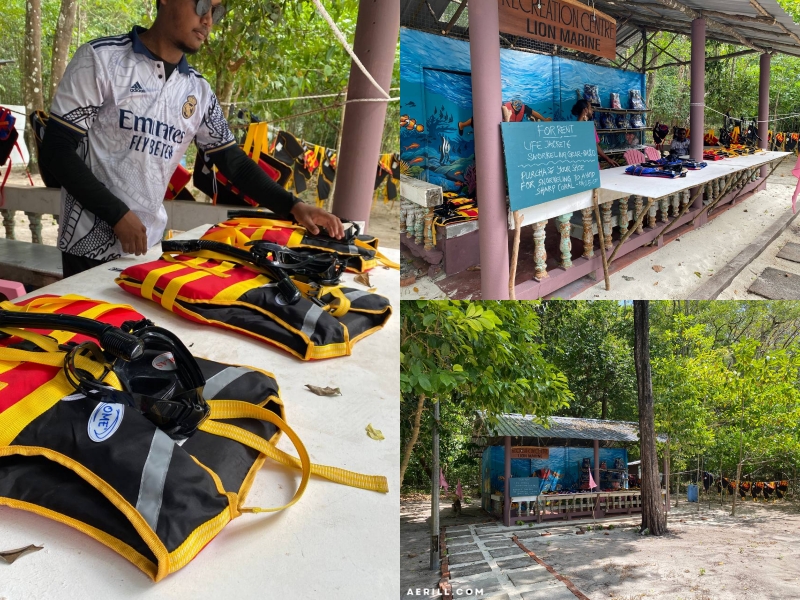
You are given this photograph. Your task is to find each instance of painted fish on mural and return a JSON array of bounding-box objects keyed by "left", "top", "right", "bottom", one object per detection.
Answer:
[
  {"left": 406, "top": 119, "right": 417, "bottom": 130},
  {"left": 439, "top": 136, "right": 451, "bottom": 165},
  {"left": 404, "top": 143, "right": 420, "bottom": 151},
  {"left": 409, "top": 157, "right": 425, "bottom": 164}
]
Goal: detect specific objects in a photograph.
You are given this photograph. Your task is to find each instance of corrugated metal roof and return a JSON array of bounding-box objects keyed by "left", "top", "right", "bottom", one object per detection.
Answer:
[
  {"left": 598, "top": 0, "right": 800, "bottom": 58},
  {"left": 401, "top": 0, "right": 800, "bottom": 59},
  {"left": 478, "top": 412, "right": 666, "bottom": 443}
]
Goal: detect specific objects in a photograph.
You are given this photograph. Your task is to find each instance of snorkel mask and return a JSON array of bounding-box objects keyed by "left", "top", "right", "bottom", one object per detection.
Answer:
[{"left": 0, "top": 311, "right": 208, "bottom": 439}]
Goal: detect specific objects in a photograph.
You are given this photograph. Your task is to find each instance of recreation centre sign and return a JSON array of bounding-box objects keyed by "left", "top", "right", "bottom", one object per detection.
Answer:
[{"left": 498, "top": 0, "right": 617, "bottom": 60}]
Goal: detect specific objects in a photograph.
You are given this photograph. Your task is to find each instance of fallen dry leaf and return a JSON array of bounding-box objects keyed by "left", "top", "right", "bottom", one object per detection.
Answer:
[
  {"left": 467, "top": 265, "right": 481, "bottom": 271},
  {"left": 305, "top": 384, "right": 342, "bottom": 397},
  {"left": 368, "top": 287, "right": 378, "bottom": 293},
  {"left": 694, "top": 272, "right": 702, "bottom": 278},
  {"left": 366, "top": 423, "right": 385, "bottom": 441},
  {"left": 653, "top": 281, "right": 659, "bottom": 286},
  {"left": 413, "top": 287, "right": 419, "bottom": 292},
  {"left": 0, "top": 545, "right": 43, "bottom": 565},
  {"left": 354, "top": 273, "right": 371, "bottom": 287},
  {"left": 652, "top": 265, "right": 664, "bottom": 273}
]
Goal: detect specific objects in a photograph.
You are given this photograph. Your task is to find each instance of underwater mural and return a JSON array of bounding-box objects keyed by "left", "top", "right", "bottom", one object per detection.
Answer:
[{"left": 400, "top": 27, "right": 646, "bottom": 199}]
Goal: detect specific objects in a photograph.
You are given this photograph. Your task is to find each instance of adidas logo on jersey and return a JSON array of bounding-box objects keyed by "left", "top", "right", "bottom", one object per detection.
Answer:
[{"left": 130, "top": 82, "right": 146, "bottom": 93}]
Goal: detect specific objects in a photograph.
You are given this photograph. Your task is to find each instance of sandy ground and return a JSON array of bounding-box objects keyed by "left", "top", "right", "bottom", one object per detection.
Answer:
[
  {"left": 401, "top": 158, "right": 800, "bottom": 300},
  {"left": 717, "top": 221, "right": 800, "bottom": 299},
  {"left": 402, "top": 495, "right": 800, "bottom": 600},
  {"left": 3, "top": 168, "right": 400, "bottom": 249},
  {"left": 576, "top": 158, "right": 800, "bottom": 300}
]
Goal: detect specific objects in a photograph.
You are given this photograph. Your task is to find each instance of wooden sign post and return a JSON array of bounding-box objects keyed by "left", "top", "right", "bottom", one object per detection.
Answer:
[{"left": 498, "top": 0, "right": 617, "bottom": 60}]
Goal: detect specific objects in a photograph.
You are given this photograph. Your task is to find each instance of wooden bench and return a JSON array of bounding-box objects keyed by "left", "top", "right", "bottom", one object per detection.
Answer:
[{"left": 0, "top": 238, "right": 62, "bottom": 288}]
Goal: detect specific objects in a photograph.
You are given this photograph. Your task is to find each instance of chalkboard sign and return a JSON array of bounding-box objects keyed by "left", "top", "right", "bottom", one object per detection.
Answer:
[
  {"left": 500, "top": 121, "right": 601, "bottom": 212},
  {"left": 509, "top": 477, "right": 541, "bottom": 497}
]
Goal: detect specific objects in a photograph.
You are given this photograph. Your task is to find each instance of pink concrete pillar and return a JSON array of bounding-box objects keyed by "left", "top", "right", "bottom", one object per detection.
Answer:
[
  {"left": 690, "top": 19, "right": 705, "bottom": 161},
  {"left": 504, "top": 436, "right": 511, "bottom": 526},
  {"left": 758, "top": 52, "right": 771, "bottom": 177},
  {"left": 330, "top": 0, "right": 400, "bottom": 229},
  {"left": 469, "top": 0, "right": 509, "bottom": 299},
  {"left": 594, "top": 439, "right": 600, "bottom": 492}
]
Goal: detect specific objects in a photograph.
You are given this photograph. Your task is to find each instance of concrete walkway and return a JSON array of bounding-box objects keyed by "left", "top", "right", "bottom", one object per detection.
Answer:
[{"left": 443, "top": 523, "right": 589, "bottom": 599}]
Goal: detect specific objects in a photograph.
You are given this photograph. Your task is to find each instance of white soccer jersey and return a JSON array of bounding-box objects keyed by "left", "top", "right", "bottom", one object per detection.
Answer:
[{"left": 50, "top": 26, "right": 236, "bottom": 260}]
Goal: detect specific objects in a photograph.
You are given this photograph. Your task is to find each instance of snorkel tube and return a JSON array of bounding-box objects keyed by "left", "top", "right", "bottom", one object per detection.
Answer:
[
  {"left": 0, "top": 310, "right": 144, "bottom": 361},
  {"left": 162, "top": 238, "right": 304, "bottom": 304}
]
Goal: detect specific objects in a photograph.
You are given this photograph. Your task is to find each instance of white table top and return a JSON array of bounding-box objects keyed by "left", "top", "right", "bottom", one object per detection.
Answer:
[
  {"left": 510, "top": 151, "right": 791, "bottom": 228},
  {"left": 0, "top": 226, "right": 400, "bottom": 599},
  {"left": 597, "top": 150, "right": 791, "bottom": 199}
]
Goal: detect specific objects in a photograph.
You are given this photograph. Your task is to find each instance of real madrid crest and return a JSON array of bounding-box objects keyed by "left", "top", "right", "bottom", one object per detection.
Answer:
[{"left": 182, "top": 95, "right": 197, "bottom": 119}]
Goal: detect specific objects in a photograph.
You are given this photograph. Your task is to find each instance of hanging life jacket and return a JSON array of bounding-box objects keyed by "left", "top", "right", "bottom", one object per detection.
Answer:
[
  {"left": 0, "top": 295, "right": 387, "bottom": 581},
  {"left": 201, "top": 211, "right": 400, "bottom": 272},
  {"left": 115, "top": 245, "right": 392, "bottom": 360}
]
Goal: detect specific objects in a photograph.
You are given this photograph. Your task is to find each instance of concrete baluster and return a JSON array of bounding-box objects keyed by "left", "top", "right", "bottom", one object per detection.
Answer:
[
  {"left": 648, "top": 201, "right": 657, "bottom": 229},
  {"left": 26, "top": 213, "right": 42, "bottom": 244},
  {"left": 533, "top": 220, "right": 549, "bottom": 280},
  {"left": 618, "top": 197, "right": 629, "bottom": 238},
  {"left": 1, "top": 210, "right": 14, "bottom": 240},
  {"left": 634, "top": 196, "right": 644, "bottom": 234},
  {"left": 556, "top": 213, "right": 573, "bottom": 269},
  {"left": 414, "top": 206, "right": 425, "bottom": 246},
  {"left": 423, "top": 210, "right": 435, "bottom": 250},
  {"left": 600, "top": 203, "right": 613, "bottom": 251},
  {"left": 405, "top": 204, "right": 415, "bottom": 238},
  {"left": 399, "top": 201, "right": 408, "bottom": 236},
  {"left": 580, "top": 207, "right": 594, "bottom": 259},
  {"left": 659, "top": 197, "right": 670, "bottom": 223}
]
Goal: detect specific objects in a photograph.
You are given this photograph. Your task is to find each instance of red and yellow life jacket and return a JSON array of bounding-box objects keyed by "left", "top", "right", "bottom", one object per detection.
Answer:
[
  {"left": 116, "top": 249, "right": 392, "bottom": 360},
  {"left": 0, "top": 295, "right": 387, "bottom": 581},
  {"left": 201, "top": 216, "right": 400, "bottom": 272}
]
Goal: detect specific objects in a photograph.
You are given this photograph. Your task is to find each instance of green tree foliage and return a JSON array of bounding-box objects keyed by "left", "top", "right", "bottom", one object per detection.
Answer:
[
  {"left": 400, "top": 300, "right": 573, "bottom": 487},
  {"left": 0, "top": 0, "right": 398, "bottom": 156},
  {"left": 402, "top": 301, "right": 800, "bottom": 495}
]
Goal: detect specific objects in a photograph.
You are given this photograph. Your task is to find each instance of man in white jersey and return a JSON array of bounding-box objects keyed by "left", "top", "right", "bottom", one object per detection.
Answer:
[{"left": 41, "top": 0, "right": 344, "bottom": 277}]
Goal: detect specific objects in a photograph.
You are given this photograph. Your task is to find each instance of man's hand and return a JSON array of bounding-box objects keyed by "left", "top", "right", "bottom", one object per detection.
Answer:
[
  {"left": 113, "top": 211, "right": 148, "bottom": 255},
  {"left": 290, "top": 202, "right": 345, "bottom": 239}
]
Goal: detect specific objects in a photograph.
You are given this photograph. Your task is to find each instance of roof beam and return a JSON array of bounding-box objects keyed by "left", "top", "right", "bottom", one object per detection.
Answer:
[
  {"left": 647, "top": 48, "right": 759, "bottom": 72},
  {"left": 750, "top": 0, "right": 800, "bottom": 47},
  {"left": 652, "top": 0, "right": 765, "bottom": 52},
  {"left": 442, "top": 0, "right": 467, "bottom": 36},
  {"left": 700, "top": 10, "right": 775, "bottom": 25}
]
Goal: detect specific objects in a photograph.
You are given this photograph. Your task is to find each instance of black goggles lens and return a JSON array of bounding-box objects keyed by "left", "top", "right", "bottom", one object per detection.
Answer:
[{"left": 195, "top": 0, "right": 226, "bottom": 24}]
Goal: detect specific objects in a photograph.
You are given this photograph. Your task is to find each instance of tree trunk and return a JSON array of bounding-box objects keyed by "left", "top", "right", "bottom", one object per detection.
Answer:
[
  {"left": 23, "top": 0, "right": 44, "bottom": 172},
  {"left": 50, "top": 0, "right": 79, "bottom": 101},
  {"left": 400, "top": 393, "right": 426, "bottom": 487},
  {"left": 633, "top": 300, "right": 667, "bottom": 535}
]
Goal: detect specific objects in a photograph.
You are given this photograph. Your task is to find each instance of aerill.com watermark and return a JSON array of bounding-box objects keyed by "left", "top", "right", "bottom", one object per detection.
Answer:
[{"left": 405, "top": 588, "right": 485, "bottom": 597}]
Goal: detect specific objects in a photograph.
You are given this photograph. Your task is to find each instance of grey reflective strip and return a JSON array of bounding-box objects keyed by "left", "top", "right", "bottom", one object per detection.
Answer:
[
  {"left": 136, "top": 429, "right": 175, "bottom": 531},
  {"left": 203, "top": 366, "right": 252, "bottom": 400},
  {"left": 348, "top": 245, "right": 360, "bottom": 256},
  {"left": 301, "top": 304, "right": 324, "bottom": 337},
  {"left": 344, "top": 290, "right": 369, "bottom": 303}
]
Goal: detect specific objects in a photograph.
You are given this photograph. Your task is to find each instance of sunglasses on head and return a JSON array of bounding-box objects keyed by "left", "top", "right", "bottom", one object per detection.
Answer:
[{"left": 195, "top": 0, "right": 226, "bottom": 24}]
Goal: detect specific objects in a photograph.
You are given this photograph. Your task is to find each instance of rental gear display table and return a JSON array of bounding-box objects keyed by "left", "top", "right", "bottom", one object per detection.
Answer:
[
  {"left": 511, "top": 151, "right": 790, "bottom": 227},
  {"left": 0, "top": 225, "right": 399, "bottom": 598}
]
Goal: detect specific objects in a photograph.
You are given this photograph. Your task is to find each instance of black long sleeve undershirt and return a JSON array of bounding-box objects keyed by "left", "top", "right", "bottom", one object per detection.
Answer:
[
  {"left": 206, "top": 144, "right": 299, "bottom": 216},
  {"left": 39, "top": 119, "right": 131, "bottom": 227},
  {"left": 40, "top": 121, "right": 299, "bottom": 227}
]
